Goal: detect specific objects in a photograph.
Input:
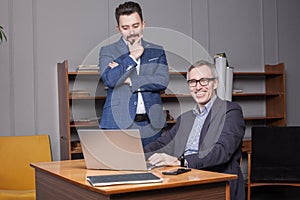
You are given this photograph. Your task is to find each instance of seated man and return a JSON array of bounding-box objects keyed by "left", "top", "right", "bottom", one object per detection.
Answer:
[{"left": 144, "top": 60, "right": 245, "bottom": 200}]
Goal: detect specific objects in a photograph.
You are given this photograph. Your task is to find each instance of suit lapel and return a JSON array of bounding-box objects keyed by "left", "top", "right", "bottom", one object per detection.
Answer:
[
  {"left": 198, "top": 97, "right": 227, "bottom": 158},
  {"left": 139, "top": 40, "right": 148, "bottom": 72},
  {"left": 174, "top": 111, "right": 195, "bottom": 157},
  {"left": 115, "top": 38, "right": 129, "bottom": 58},
  {"left": 199, "top": 97, "right": 222, "bottom": 143}
]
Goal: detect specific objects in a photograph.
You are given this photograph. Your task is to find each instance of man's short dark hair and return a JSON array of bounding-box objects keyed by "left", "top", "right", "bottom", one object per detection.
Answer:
[{"left": 115, "top": 1, "right": 143, "bottom": 25}]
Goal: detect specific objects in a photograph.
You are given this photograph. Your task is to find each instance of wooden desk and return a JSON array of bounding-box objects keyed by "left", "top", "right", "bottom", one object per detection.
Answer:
[{"left": 31, "top": 160, "right": 237, "bottom": 200}]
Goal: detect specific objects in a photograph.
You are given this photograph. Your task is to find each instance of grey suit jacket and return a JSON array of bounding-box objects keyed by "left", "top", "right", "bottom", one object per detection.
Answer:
[{"left": 144, "top": 97, "right": 245, "bottom": 200}]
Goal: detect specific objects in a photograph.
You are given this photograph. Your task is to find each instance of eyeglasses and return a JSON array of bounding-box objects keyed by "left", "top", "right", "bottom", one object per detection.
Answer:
[{"left": 187, "top": 78, "right": 215, "bottom": 87}]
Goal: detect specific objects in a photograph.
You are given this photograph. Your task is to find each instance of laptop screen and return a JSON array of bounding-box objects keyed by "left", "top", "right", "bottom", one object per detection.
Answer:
[{"left": 77, "top": 129, "right": 149, "bottom": 171}]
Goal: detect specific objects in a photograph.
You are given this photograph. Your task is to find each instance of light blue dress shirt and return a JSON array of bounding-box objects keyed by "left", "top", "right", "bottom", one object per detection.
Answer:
[{"left": 184, "top": 95, "right": 216, "bottom": 156}]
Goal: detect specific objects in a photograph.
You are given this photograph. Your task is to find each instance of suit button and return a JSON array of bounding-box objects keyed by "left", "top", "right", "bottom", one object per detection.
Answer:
[{"left": 134, "top": 102, "right": 137, "bottom": 105}]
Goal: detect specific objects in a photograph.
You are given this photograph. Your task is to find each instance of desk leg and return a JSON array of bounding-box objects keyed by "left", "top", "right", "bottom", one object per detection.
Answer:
[{"left": 226, "top": 182, "right": 231, "bottom": 200}]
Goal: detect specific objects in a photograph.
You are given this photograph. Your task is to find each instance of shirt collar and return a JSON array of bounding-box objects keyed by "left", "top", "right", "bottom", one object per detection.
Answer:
[{"left": 122, "top": 37, "right": 128, "bottom": 45}]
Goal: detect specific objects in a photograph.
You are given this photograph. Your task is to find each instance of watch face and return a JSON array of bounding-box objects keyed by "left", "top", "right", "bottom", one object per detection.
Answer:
[{"left": 179, "top": 156, "right": 185, "bottom": 167}]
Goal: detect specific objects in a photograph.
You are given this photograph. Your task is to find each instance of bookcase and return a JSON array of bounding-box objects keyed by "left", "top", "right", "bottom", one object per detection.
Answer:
[
  {"left": 233, "top": 63, "right": 286, "bottom": 126},
  {"left": 58, "top": 60, "right": 105, "bottom": 160},
  {"left": 233, "top": 63, "right": 286, "bottom": 153},
  {"left": 58, "top": 60, "right": 286, "bottom": 160}
]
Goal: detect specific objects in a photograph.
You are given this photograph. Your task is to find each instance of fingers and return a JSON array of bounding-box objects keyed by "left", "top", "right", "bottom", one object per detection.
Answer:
[
  {"left": 148, "top": 153, "right": 163, "bottom": 165},
  {"left": 109, "top": 61, "right": 119, "bottom": 68},
  {"left": 128, "top": 34, "right": 143, "bottom": 46},
  {"left": 128, "top": 35, "right": 143, "bottom": 48},
  {"left": 148, "top": 153, "right": 179, "bottom": 166},
  {"left": 135, "top": 34, "right": 143, "bottom": 44},
  {"left": 128, "top": 36, "right": 144, "bottom": 60},
  {"left": 124, "top": 77, "right": 132, "bottom": 85}
]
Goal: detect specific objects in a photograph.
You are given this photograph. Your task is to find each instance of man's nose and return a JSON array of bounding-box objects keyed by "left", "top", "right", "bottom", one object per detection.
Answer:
[
  {"left": 129, "top": 27, "right": 135, "bottom": 34},
  {"left": 195, "top": 82, "right": 202, "bottom": 89}
]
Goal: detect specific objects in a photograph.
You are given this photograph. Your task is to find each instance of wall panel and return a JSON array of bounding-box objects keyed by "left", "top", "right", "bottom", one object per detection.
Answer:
[{"left": 0, "top": 0, "right": 299, "bottom": 160}]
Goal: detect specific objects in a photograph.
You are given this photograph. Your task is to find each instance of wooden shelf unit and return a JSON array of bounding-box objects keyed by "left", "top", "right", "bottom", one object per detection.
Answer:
[
  {"left": 58, "top": 61, "right": 71, "bottom": 160},
  {"left": 58, "top": 60, "right": 104, "bottom": 160},
  {"left": 232, "top": 63, "right": 286, "bottom": 127},
  {"left": 58, "top": 61, "right": 286, "bottom": 160}
]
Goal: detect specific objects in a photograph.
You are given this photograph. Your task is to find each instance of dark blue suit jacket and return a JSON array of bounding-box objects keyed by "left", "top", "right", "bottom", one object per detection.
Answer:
[
  {"left": 99, "top": 38, "right": 169, "bottom": 130},
  {"left": 144, "top": 97, "right": 245, "bottom": 200}
]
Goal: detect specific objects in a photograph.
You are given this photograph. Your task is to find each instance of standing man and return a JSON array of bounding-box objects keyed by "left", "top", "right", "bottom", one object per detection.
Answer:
[
  {"left": 99, "top": 1, "right": 169, "bottom": 146},
  {"left": 145, "top": 60, "right": 245, "bottom": 200}
]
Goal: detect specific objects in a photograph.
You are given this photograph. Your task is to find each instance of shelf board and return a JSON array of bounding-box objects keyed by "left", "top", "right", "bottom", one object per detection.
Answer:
[
  {"left": 234, "top": 72, "right": 283, "bottom": 76},
  {"left": 244, "top": 115, "right": 284, "bottom": 121},
  {"left": 69, "top": 92, "right": 282, "bottom": 99},
  {"left": 232, "top": 92, "right": 283, "bottom": 97},
  {"left": 166, "top": 117, "right": 284, "bottom": 123},
  {"left": 68, "top": 71, "right": 283, "bottom": 76},
  {"left": 69, "top": 96, "right": 106, "bottom": 100},
  {"left": 70, "top": 117, "right": 285, "bottom": 126},
  {"left": 71, "top": 149, "right": 83, "bottom": 154},
  {"left": 69, "top": 71, "right": 187, "bottom": 76},
  {"left": 69, "top": 71, "right": 100, "bottom": 75},
  {"left": 166, "top": 120, "right": 176, "bottom": 124},
  {"left": 169, "top": 71, "right": 187, "bottom": 76},
  {"left": 161, "top": 94, "right": 191, "bottom": 98},
  {"left": 70, "top": 123, "right": 99, "bottom": 128}
]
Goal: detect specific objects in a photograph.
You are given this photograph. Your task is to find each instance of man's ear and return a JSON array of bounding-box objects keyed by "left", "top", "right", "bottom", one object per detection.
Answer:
[
  {"left": 213, "top": 79, "right": 218, "bottom": 90},
  {"left": 116, "top": 25, "right": 121, "bottom": 33},
  {"left": 142, "top": 20, "right": 146, "bottom": 29}
]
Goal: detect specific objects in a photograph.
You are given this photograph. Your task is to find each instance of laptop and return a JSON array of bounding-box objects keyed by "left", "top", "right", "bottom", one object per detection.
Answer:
[{"left": 77, "top": 129, "right": 154, "bottom": 171}]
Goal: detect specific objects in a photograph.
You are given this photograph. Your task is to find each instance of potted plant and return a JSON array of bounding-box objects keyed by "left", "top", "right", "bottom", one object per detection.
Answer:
[{"left": 0, "top": 25, "right": 7, "bottom": 43}]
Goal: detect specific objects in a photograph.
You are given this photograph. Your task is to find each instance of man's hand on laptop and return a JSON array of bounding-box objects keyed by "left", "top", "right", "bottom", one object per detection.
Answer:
[{"left": 148, "top": 153, "right": 180, "bottom": 166}]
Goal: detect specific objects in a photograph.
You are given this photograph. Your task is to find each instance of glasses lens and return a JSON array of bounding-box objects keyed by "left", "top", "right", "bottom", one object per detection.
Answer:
[
  {"left": 200, "top": 78, "right": 209, "bottom": 86},
  {"left": 188, "top": 78, "right": 214, "bottom": 87},
  {"left": 188, "top": 80, "right": 197, "bottom": 87}
]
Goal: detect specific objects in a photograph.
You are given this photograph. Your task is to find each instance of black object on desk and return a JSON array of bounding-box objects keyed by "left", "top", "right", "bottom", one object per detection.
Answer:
[
  {"left": 162, "top": 168, "right": 191, "bottom": 175},
  {"left": 87, "top": 172, "right": 163, "bottom": 187}
]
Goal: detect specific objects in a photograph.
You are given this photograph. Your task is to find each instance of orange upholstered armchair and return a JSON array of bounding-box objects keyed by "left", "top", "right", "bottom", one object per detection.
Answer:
[{"left": 0, "top": 134, "right": 52, "bottom": 200}]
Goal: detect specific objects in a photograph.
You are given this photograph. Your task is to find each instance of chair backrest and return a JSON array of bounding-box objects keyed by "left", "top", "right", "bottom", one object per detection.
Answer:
[
  {"left": 251, "top": 127, "right": 300, "bottom": 182},
  {"left": 0, "top": 134, "right": 52, "bottom": 190}
]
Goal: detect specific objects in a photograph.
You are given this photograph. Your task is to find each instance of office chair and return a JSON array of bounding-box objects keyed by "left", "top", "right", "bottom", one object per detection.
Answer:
[
  {"left": 247, "top": 127, "right": 300, "bottom": 200},
  {"left": 0, "top": 134, "right": 52, "bottom": 200}
]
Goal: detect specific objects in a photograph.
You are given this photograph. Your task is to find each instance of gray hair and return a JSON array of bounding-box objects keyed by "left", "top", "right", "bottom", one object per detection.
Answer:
[{"left": 187, "top": 60, "right": 218, "bottom": 80}]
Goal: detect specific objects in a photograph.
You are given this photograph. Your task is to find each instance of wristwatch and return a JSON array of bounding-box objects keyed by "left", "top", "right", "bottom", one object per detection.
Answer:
[{"left": 178, "top": 155, "right": 186, "bottom": 167}]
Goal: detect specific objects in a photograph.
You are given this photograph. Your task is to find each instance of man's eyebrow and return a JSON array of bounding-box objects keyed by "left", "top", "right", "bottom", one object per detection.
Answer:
[
  {"left": 121, "top": 23, "right": 140, "bottom": 28},
  {"left": 121, "top": 25, "right": 129, "bottom": 28}
]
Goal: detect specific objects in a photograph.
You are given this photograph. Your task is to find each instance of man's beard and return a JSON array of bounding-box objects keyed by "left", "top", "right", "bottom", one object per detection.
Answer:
[{"left": 127, "top": 34, "right": 139, "bottom": 45}]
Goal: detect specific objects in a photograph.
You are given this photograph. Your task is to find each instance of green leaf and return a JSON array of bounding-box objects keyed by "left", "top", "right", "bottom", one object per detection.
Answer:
[{"left": 0, "top": 25, "right": 7, "bottom": 43}]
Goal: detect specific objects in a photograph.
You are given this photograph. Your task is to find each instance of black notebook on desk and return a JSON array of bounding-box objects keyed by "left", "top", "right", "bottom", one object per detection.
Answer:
[{"left": 87, "top": 172, "right": 163, "bottom": 187}]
